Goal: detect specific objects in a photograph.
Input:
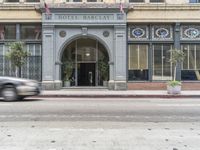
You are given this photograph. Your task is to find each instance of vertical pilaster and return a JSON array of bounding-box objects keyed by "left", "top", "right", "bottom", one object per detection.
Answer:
[
  {"left": 114, "top": 25, "right": 127, "bottom": 90},
  {"left": 174, "top": 23, "right": 181, "bottom": 81},
  {"left": 42, "top": 24, "right": 55, "bottom": 89}
]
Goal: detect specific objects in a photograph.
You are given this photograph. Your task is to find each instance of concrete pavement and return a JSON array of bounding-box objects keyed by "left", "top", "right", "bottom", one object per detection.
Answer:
[
  {"left": 38, "top": 89, "right": 200, "bottom": 98},
  {"left": 1, "top": 121, "right": 200, "bottom": 150}
]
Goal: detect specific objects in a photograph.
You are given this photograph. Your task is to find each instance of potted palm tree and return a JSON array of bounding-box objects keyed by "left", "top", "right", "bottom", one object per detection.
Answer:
[
  {"left": 98, "top": 56, "right": 109, "bottom": 86},
  {"left": 167, "top": 48, "right": 185, "bottom": 94},
  {"left": 63, "top": 60, "right": 73, "bottom": 87}
]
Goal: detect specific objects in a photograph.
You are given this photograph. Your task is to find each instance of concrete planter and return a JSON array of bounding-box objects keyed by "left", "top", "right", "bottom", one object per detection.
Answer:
[
  {"left": 103, "top": 81, "right": 108, "bottom": 87},
  {"left": 167, "top": 85, "right": 181, "bottom": 94},
  {"left": 64, "top": 81, "right": 71, "bottom": 87}
]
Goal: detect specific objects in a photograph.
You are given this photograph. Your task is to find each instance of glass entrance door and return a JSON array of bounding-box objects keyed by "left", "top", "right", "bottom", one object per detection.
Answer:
[{"left": 153, "top": 44, "right": 172, "bottom": 80}]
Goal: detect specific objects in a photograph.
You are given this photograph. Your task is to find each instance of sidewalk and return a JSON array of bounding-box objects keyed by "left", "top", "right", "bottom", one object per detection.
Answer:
[{"left": 38, "top": 89, "right": 200, "bottom": 98}]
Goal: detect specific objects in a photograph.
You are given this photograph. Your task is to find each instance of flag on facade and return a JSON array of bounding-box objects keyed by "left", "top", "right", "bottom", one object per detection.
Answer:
[
  {"left": 44, "top": 2, "right": 51, "bottom": 14},
  {"left": 0, "top": 25, "right": 5, "bottom": 40},
  {"left": 119, "top": 2, "right": 124, "bottom": 14}
]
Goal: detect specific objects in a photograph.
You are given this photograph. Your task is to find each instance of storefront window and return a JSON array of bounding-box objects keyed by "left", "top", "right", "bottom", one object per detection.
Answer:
[
  {"left": 4, "top": 0, "right": 19, "bottom": 2},
  {"left": 0, "top": 25, "right": 16, "bottom": 40},
  {"left": 128, "top": 44, "right": 148, "bottom": 81},
  {"left": 21, "top": 25, "right": 41, "bottom": 40},
  {"left": 129, "top": 0, "right": 144, "bottom": 2},
  {"left": 25, "top": 0, "right": 40, "bottom": 2},
  {"left": 0, "top": 25, "right": 4, "bottom": 40},
  {"left": 181, "top": 44, "right": 200, "bottom": 80},
  {"left": 21, "top": 44, "right": 42, "bottom": 80},
  {"left": 150, "top": 0, "right": 164, "bottom": 2},
  {"left": 66, "top": 0, "right": 82, "bottom": 2},
  {"left": 0, "top": 45, "right": 3, "bottom": 76},
  {"left": 87, "top": 0, "right": 94, "bottom": 1},
  {"left": 189, "top": 0, "right": 200, "bottom": 3},
  {"left": 152, "top": 44, "right": 172, "bottom": 80}
]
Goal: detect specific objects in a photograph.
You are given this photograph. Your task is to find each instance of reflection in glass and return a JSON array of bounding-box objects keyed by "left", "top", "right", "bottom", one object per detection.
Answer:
[
  {"left": 0, "top": 25, "right": 16, "bottom": 40},
  {"left": 153, "top": 44, "right": 172, "bottom": 80},
  {"left": 21, "top": 25, "right": 41, "bottom": 40},
  {"left": 0, "top": 25, "right": 5, "bottom": 40}
]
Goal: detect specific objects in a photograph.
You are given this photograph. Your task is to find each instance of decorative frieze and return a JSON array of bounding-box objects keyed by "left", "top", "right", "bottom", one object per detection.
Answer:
[
  {"left": 152, "top": 25, "right": 173, "bottom": 41},
  {"left": 181, "top": 25, "right": 200, "bottom": 40},
  {"left": 128, "top": 25, "right": 148, "bottom": 40}
]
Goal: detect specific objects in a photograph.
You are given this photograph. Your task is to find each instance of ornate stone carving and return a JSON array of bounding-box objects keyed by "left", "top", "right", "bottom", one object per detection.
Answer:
[
  {"left": 103, "top": 31, "right": 110, "bottom": 37},
  {"left": 59, "top": 30, "right": 66, "bottom": 38}
]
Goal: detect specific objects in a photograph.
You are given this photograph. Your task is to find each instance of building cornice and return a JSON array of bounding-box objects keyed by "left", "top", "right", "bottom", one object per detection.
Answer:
[
  {"left": 39, "top": 3, "right": 129, "bottom": 13},
  {"left": 0, "top": 3, "right": 200, "bottom": 11},
  {"left": 128, "top": 4, "right": 200, "bottom": 11},
  {"left": 0, "top": 4, "right": 36, "bottom": 10}
]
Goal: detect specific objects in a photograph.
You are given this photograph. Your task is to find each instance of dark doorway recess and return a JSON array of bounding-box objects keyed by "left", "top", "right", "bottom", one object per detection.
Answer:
[{"left": 78, "top": 63, "right": 95, "bottom": 86}]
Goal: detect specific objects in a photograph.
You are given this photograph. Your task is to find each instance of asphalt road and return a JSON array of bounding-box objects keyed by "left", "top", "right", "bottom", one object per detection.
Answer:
[
  {"left": 1, "top": 98, "right": 200, "bottom": 150},
  {"left": 0, "top": 97, "right": 200, "bottom": 122}
]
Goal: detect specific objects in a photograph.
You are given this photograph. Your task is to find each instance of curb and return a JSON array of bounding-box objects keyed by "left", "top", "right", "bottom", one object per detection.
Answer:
[{"left": 34, "top": 94, "right": 200, "bottom": 98}]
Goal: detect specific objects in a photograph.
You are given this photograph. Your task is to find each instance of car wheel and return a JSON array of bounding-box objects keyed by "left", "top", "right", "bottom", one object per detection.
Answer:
[{"left": 1, "top": 85, "right": 18, "bottom": 102}]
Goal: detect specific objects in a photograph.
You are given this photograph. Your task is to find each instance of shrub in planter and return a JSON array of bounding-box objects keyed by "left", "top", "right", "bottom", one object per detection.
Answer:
[
  {"left": 167, "top": 48, "right": 185, "bottom": 94},
  {"left": 167, "top": 80, "right": 182, "bottom": 94}
]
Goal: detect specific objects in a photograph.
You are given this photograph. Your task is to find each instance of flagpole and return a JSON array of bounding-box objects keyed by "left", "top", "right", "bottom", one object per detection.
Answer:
[
  {"left": 42, "top": 0, "right": 51, "bottom": 15},
  {"left": 119, "top": 0, "right": 124, "bottom": 14}
]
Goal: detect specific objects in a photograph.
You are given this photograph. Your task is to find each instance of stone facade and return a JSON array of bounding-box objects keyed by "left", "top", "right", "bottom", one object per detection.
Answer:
[{"left": 42, "top": 10, "right": 127, "bottom": 90}]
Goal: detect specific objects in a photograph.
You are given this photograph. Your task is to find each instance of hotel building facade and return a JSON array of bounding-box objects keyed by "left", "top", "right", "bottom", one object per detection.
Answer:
[{"left": 0, "top": 0, "right": 200, "bottom": 90}]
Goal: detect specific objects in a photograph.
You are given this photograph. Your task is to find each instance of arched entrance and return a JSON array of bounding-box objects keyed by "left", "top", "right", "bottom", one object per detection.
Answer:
[{"left": 61, "top": 37, "right": 109, "bottom": 87}]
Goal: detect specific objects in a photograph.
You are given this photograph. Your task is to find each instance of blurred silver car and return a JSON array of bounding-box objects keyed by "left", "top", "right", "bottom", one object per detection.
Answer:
[{"left": 0, "top": 76, "right": 41, "bottom": 101}]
